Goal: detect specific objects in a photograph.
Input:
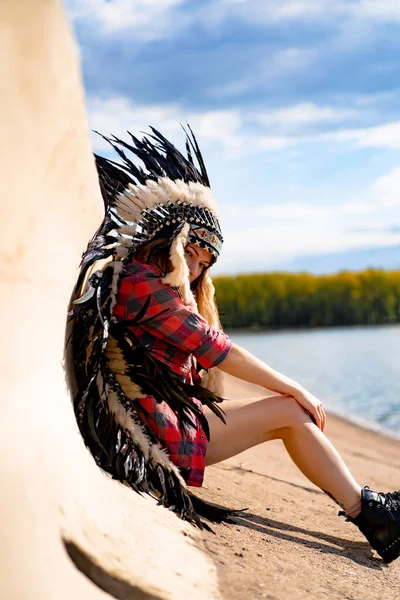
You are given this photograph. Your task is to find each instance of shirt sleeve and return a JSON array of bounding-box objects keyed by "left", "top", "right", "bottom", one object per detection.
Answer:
[{"left": 113, "top": 263, "right": 232, "bottom": 369}]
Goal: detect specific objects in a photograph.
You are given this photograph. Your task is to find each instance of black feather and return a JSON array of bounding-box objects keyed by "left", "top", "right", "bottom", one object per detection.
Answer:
[
  {"left": 94, "top": 125, "right": 211, "bottom": 196},
  {"left": 66, "top": 125, "right": 231, "bottom": 530},
  {"left": 189, "top": 494, "right": 247, "bottom": 523}
]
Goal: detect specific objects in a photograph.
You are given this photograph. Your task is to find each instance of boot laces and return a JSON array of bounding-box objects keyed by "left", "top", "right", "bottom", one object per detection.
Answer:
[{"left": 381, "top": 490, "right": 400, "bottom": 511}]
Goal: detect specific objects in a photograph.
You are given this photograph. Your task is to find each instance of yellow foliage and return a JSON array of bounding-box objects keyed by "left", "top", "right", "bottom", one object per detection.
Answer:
[{"left": 213, "top": 269, "right": 400, "bottom": 329}]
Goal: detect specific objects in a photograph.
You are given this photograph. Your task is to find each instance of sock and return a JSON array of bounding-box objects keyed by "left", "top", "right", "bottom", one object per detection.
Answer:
[{"left": 346, "top": 498, "right": 361, "bottom": 519}]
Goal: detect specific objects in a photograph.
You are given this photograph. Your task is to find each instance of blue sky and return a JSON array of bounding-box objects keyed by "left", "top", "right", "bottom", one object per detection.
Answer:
[{"left": 67, "top": 0, "right": 400, "bottom": 275}]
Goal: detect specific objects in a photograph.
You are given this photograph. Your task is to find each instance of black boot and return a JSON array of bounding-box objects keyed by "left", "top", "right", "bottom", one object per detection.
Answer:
[{"left": 350, "top": 486, "right": 400, "bottom": 563}]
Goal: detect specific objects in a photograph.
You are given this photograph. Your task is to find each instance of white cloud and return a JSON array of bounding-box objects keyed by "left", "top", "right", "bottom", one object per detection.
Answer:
[
  {"left": 325, "top": 121, "right": 400, "bottom": 149},
  {"left": 352, "top": 91, "right": 397, "bottom": 106},
  {"left": 372, "top": 166, "right": 400, "bottom": 206},
  {"left": 349, "top": 0, "right": 400, "bottom": 21},
  {"left": 88, "top": 96, "right": 246, "bottom": 158},
  {"left": 258, "top": 136, "right": 294, "bottom": 150},
  {"left": 190, "top": 110, "right": 244, "bottom": 158},
  {"left": 255, "top": 202, "right": 333, "bottom": 220},
  {"left": 89, "top": 95, "right": 400, "bottom": 169},
  {"left": 355, "top": 122, "right": 400, "bottom": 149},
  {"left": 276, "top": 1, "right": 327, "bottom": 19},
  {"left": 88, "top": 96, "right": 400, "bottom": 164},
  {"left": 255, "top": 103, "right": 355, "bottom": 127},
  {"left": 271, "top": 47, "right": 315, "bottom": 70},
  {"left": 210, "top": 48, "right": 316, "bottom": 100},
  {"left": 88, "top": 96, "right": 314, "bottom": 158},
  {"left": 212, "top": 0, "right": 340, "bottom": 23},
  {"left": 213, "top": 0, "right": 400, "bottom": 24},
  {"left": 221, "top": 224, "right": 400, "bottom": 268},
  {"left": 88, "top": 97, "right": 182, "bottom": 151},
  {"left": 216, "top": 165, "right": 400, "bottom": 272},
  {"left": 68, "top": 0, "right": 189, "bottom": 37},
  {"left": 67, "top": 0, "right": 400, "bottom": 40}
]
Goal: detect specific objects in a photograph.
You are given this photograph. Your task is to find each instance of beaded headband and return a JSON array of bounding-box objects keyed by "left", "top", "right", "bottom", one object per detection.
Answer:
[
  {"left": 95, "top": 127, "right": 223, "bottom": 259},
  {"left": 188, "top": 224, "right": 223, "bottom": 257}
]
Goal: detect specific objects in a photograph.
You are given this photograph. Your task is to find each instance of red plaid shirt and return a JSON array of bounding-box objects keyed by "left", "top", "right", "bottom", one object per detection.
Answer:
[{"left": 113, "top": 260, "right": 232, "bottom": 486}]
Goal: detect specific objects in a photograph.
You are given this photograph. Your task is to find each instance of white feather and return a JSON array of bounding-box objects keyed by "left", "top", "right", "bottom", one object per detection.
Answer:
[
  {"left": 161, "top": 223, "right": 197, "bottom": 309},
  {"left": 105, "top": 338, "right": 187, "bottom": 482},
  {"left": 107, "top": 387, "right": 151, "bottom": 460},
  {"left": 115, "top": 177, "right": 221, "bottom": 222}
]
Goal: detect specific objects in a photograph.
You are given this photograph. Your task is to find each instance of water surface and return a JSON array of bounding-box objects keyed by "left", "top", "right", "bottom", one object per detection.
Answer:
[{"left": 230, "top": 325, "right": 400, "bottom": 437}]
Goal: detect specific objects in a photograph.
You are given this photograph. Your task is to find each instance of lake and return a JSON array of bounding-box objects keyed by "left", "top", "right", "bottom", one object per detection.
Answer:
[{"left": 230, "top": 324, "right": 400, "bottom": 438}]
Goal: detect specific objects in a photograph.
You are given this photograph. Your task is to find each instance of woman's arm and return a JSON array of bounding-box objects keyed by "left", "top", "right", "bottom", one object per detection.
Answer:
[
  {"left": 218, "top": 342, "right": 300, "bottom": 395},
  {"left": 218, "top": 342, "right": 326, "bottom": 431}
]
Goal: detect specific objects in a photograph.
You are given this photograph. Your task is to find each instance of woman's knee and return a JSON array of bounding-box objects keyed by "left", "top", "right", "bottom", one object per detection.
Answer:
[{"left": 270, "top": 395, "right": 311, "bottom": 429}]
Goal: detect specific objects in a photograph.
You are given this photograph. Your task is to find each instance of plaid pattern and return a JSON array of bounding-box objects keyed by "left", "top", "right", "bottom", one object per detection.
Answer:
[{"left": 113, "top": 260, "right": 232, "bottom": 486}]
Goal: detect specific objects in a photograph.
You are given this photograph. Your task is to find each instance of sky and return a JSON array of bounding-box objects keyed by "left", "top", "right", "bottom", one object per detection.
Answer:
[{"left": 66, "top": 0, "right": 400, "bottom": 275}]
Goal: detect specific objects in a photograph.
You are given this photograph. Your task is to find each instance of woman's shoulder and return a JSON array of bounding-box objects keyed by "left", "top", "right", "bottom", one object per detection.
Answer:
[
  {"left": 120, "top": 259, "right": 181, "bottom": 298},
  {"left": 123, "top": 259, "right": 163, "bottom": 280},
  {"left": 116, "top": 258, "right": 183, "bottom": 312}
]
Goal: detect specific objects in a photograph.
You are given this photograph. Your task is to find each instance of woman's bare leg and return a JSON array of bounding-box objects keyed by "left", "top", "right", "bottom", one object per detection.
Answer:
[{"left": 205, "top": 395, "right": 362, "bottom": 512}]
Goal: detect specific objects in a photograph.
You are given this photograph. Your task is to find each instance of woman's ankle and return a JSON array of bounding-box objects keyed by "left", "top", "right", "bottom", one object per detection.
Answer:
[{"left": 345, "top": 497, "right": 362, "bottom": 519}]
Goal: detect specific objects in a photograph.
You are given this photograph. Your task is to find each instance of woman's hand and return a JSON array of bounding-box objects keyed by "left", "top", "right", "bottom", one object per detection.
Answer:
[
  {"left": 291, "top": 388, "right": 326, "bottom": 432},
  {"left": 218, "top": 343, "right": 327, "bottom": 431}
]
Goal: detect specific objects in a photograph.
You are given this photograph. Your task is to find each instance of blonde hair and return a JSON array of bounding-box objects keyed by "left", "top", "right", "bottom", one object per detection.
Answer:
[
  {"left": 192, "top": 268, "right": 222, "bottom": 330},
  {"left": 191, "top": 268, "right": 225, "bottom": 396}
]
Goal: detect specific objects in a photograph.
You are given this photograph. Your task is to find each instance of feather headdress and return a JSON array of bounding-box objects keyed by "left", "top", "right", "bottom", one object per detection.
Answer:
[{"left": 66, "top": 127, "right": 237, "bottom": 527}]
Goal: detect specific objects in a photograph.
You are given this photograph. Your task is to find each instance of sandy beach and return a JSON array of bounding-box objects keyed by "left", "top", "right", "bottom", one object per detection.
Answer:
[{"left": 196, "top": 377, "right": 400, "bottom": 599}]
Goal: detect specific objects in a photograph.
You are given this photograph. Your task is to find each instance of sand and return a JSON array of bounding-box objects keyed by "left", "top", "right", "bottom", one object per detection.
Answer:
[{"left": 196, "top": 376, "right": 400, "bottom": 599}]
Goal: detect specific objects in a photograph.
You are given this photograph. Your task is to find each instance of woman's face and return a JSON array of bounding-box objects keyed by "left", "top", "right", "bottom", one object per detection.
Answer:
[{"left": 184, "top": 243, "right": 213, "bottom": 283}]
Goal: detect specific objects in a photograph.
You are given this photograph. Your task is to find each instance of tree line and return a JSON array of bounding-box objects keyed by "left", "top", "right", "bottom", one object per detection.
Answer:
[{"left": 213, "top": 269, "right": 400, "bottom": 330}]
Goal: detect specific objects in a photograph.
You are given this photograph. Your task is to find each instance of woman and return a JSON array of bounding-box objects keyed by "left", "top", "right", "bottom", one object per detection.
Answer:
[{"left": 68, "top": 127, "right": 400, "bottom": 563}]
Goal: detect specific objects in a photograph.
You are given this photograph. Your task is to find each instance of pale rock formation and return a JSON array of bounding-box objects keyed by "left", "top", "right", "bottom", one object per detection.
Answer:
[{"left": 0, "top": 2, "right": 220, "bottom": 598}]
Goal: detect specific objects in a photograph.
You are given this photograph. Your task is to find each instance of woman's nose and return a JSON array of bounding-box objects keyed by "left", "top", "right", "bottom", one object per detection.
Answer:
[{"left": 187, "top": 258, "right": 200, "bottom": 279}]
